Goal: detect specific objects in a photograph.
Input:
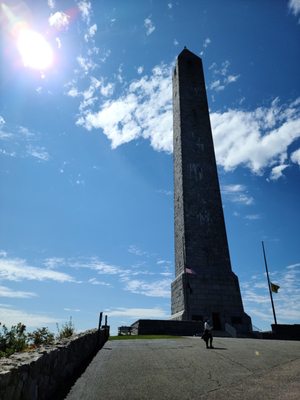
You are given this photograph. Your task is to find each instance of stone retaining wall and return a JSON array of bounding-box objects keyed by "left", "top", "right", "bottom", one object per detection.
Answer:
[{"left": 0, "top": 328, "right": 109, "bottom": 400}]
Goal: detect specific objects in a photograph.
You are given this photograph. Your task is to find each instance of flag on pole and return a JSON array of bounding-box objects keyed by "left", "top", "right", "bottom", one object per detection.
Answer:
[
  {"left": 270, "top": 282, "right": 280, "bottom": 293},
  {"left": 185, "top": 267, "right": 196, "bottom": 275}
]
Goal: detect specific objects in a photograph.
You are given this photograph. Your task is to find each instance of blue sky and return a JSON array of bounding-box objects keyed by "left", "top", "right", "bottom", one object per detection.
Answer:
[{"left": 0, "top": 0, "right": 299, "bottom": 335}]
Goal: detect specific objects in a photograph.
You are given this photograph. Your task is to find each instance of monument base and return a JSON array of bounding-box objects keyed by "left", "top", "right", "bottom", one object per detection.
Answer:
[
  {"left": 131, "top": 319, "right": 203, "bottom": 336},
  {"left": 130, "top": 318, "right": 254, "bottom": 338},
  {"left": 271, "top": 324, "right": 300, "bottom": 340},
  {"left": 171, "top": 272, "right": 252, "bottom": 335}
]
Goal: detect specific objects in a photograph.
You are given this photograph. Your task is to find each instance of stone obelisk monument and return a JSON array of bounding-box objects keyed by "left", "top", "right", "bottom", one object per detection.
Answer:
[{"left": 171, "top": 48, "right": 252, "bottom": 334}]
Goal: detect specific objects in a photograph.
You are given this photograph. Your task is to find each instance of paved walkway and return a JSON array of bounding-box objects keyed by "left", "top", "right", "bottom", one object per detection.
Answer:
[{"left": 65, "top": 337, "right": 300, "bottom": 400}]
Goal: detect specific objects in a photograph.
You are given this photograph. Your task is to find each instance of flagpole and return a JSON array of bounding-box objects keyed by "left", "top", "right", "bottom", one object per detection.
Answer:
[{"left": 262, "top": 241, "right": 277, "bottom": 325}]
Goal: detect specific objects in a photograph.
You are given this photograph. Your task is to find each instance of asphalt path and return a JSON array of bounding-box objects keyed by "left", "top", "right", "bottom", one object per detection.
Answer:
[{"left": 65, "top": 337, "right": 300, "bottom": 400}]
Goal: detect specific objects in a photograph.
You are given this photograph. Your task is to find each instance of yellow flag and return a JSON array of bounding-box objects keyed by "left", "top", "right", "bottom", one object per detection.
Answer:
[{"left": 270, "top": 282, "right": 280, "bottom": 293}]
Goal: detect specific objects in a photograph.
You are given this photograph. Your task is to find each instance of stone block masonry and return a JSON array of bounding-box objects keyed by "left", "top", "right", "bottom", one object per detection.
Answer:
[
  {"left": 171, "top": 48, "right": 252, "bottom": 334},
  {"left": 0, "top": 328, "right": 109, "bottom": 400}
]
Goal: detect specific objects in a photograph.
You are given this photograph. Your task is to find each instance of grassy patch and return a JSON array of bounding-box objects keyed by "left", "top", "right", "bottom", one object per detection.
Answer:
[{"left": 109, "top": 335, "right": 182, "bottom": 341}]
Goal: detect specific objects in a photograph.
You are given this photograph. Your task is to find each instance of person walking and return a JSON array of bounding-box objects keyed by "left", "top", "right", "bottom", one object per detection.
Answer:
[{"left": 202, "top": 319, "right": 214, "bottom": 349}]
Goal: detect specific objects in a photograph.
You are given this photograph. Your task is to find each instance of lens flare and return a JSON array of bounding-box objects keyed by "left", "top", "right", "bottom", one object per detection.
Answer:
[
  {"left": 1, "top": 3, "right": 54, "bottom": 72},
  {"left": 16, "top": 28, "right": 54, "bottom": 70}
]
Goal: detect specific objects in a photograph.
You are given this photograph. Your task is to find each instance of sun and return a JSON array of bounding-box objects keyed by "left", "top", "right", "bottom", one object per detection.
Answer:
[{"left": 16, "top": 28, "right": 54, "bottom": 71}]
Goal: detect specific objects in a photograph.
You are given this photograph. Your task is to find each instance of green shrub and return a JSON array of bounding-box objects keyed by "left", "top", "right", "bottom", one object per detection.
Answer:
[
  {"left": 0, "top": 322, "right": 27, "bottom": 357},
  {"left": 28, "top": 327, "right": 55, "bottom": 346},
  {"left": 0, "top": 318, "right": 76, "bottom": 357},
  {"left": 57, "top": 317, "right": 75, "bottom": 339}
]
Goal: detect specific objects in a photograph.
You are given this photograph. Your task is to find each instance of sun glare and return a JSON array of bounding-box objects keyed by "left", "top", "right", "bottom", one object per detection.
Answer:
[{"left": 17, "top": 29, "right": 53, "bottom": 71}]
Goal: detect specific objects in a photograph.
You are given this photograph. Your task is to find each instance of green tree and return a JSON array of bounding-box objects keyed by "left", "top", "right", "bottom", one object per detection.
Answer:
[
  {"left": 0, "top": 322, "right": 27, "bottom": 357},
  {"left": 28, "top": 327, "right": 55, "bottom": 346}
]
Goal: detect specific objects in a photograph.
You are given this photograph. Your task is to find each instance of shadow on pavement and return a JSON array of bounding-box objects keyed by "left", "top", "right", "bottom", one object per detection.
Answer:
[{"left": 209, "top": 347, "right": 227, "bottom": 350}]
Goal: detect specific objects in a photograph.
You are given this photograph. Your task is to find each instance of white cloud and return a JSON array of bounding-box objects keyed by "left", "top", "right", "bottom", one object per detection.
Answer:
[
  {"left": 0, "top": 115, "right": 5, "bottom": 126},
  {"left": 56, "top": 37, "right": 62, "bottom": 48},
  {"left": 88, "top": 278, "right": 111, "bottom": 286},
  {"left": 0, "top": 257, "right": 75, "bottom": 282},
  {"left": 44, "top": 255, "right": 170, "bottom": 296},
  {"left": 106, "top": 307, "right": 169, "bottom": 319},
  {"left": 222, "top": 184, "right": 254, "bottom": 205},
  {"left": 291, "top": 148, "right": 300, "bottom": 165},
  {"left": 241, "top": 263, "right": 300, "bottom": 328},
  {"left": 89, "top": 24, "right": 97, "bottom": 36},
  {"left": 225, "top": 74, "right": 240, "bottom": 84},
  {"left": 99, "top": 49, "right": 111, "bottom": 63},
  {"left": 210, "top": 79, "right": 225, "bottom": 92},
  {"left": 0, "top": 286, "right": 37, "bottom": 298},
  {"left": 43, "top": 257, "right": 66, "bottom": 269},
  {"left": 203, "top": 37, "right": 211, "bottom": 48},
  {"left": 71, "top": 56, "right": 300, "bottom": 177},
  {"left": 122, "top": 277, "right": 171, "bottom": 298},
  {"left": 211, "top": 99, "right": 300, "bottom": 174},
  {"left": 137, "top": 66, "right": 144, "bottom": 75},
  {"left": 84, "top": 23, "right": 97, "bottom": 42},
  {"left": 0, "top": 149, "right": 15, "bottom": 157},
  {"left": 77, "top": 55, "right": 96, "bottom": 73},
  {"left": 19, "top": 126, "right": 33, "bottom": 137},
  {"left": 269, "top": 164, "right": 289, "bottom": 180},
  {"left": 71, "top": 258, "right": 125, "bottom": 275},
  {"left": 0, "top": 131, "right": 13, "bottom": 140},
  {"left": 173, "top": 39, "right": 179, "bottom": 46},
  {"left": 79, "top": 94, "right": 141, "bottom": 146},
  {"left": 144, "top": 17, "right": 155, "bottom": 35},
  {"left": 48, "top": 11, "right": 70, "bottom": 30},
  {"left": 0, "top": 306, "right": 61, "bottom": 328},
  {"left": 67, "top": 87, "right": 79, "bottom": 97},
  {"left": 100, "top": 82, "right": 114, "bottom": 97},
  {"left": 157, "top": 260, "right": 171, "bottom": 265},
  {"left": 210, "top": 75, "right": 239, "bottom": 91},
  {"left": 287, "top": 263, "right": 300, "bottom": 269},
  {"left": 210, "top": 60, "right": 230, "bottom": 75},
  {"left": 77, "top": 63, "right": 173, "bottom": 152},
  {"left": 128, "top": 245, "right": 147, "bottom": 257},
  {"left": 209, "top": 60, "right": 240, "bottom": 91},
  {"left": 78, "top": 0, "right": 92, "bottom": 24},
  {"left": 48, "top": 0, "right": 56, "bottom": 9},
  {"left": 289, "top": 0, "right": 300, "bottom": 21},
  {"left": 245, "top": 214, "right": 261, "bottom": 220},
  {"left": 222, "top": 184, "right": 246, "bottom": 193},
  {"left": 43, "top": 256, "right": 126, "bottom": 276},
  {"left": 26, "top": 145, "right": 50, "bottom": 161},
  {"left": 168, "top": 3, "right": 173, "bottom": 9}
]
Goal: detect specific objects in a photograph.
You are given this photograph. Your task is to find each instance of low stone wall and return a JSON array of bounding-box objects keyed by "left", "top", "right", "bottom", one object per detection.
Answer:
[{"left": 0, "top": 328, "right": 109, "bottom": 400}]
